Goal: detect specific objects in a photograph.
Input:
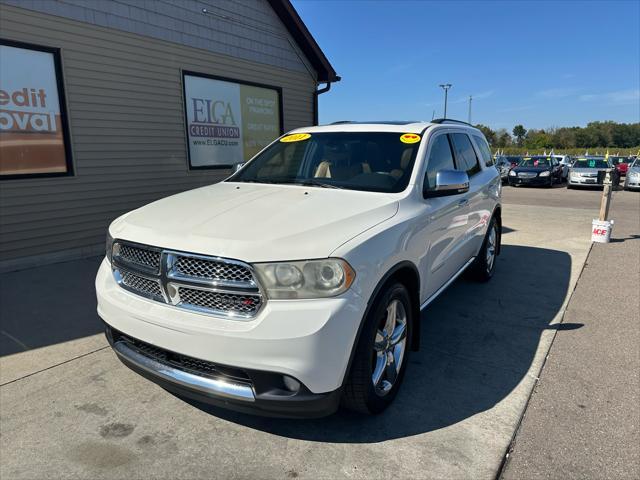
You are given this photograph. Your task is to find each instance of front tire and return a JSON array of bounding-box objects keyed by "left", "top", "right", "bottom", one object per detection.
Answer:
[
  {"left": 470, "top": 216, "right": 499, "bottom": 282},
  {"left": 342, "top": 282, "right": 413, "bottom": 415}
]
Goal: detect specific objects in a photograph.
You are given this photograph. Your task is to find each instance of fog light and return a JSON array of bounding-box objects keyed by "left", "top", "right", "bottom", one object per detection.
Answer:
[{"left": 283, "top": 375, "right": 300, "bottom": 392}]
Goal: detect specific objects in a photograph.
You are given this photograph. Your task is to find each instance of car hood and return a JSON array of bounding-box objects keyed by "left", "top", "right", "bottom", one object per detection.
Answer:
[{"left": 110, "top": 182, "right": 399, "bottom": 262}]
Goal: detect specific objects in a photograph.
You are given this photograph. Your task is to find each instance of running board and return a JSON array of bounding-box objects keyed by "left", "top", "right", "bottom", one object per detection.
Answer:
[{"left": 420, "top": 257, "right": 475, "bottom": 310}]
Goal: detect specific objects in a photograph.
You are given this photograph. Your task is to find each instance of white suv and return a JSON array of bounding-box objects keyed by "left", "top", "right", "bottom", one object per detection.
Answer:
[{"left": 96, "top": 120, "right": 502, "bottom": 417}]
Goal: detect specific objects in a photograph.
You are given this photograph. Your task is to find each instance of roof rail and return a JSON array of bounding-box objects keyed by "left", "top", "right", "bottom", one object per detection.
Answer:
[
  {"left": 329, "top": 120, "right": 422, "bottom": 125},
  {"left": 431, "top": 118, "right": 474, "bottom": 126}
]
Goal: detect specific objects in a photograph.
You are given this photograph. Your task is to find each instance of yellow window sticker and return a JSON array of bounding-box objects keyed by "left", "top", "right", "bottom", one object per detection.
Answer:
[
  {"left": 280, "top": 133, "right": 311, "bottom": 143},
  {"left": 400, "top": 133, "right": 421, "bottom": 144}
]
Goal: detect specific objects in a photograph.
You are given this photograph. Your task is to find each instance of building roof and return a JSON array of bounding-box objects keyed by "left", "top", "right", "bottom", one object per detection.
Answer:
[{"left": 267, "top": 0, "right": 340, "bottom": 83}]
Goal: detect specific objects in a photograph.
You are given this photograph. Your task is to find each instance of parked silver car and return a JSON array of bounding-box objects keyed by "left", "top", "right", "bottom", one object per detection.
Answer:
[
  {"left": 567, "top": 157, "right": 614, "bottom": 188},
  {"left": 552, "top": 155, "right": 572, "bottom": 180},
  {"left": 494, "top": 155, "right": 513, "bottom": 183},
  {"left": 624, "top": 158, "right": 640, "bottom": 190}
]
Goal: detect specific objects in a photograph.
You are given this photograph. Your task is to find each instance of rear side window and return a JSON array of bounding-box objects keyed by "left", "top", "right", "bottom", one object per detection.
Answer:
[
  {"left": 450, "top": 133, "right": 481, "bottom": 176},
  {"left": 473, "top": 134, "right": 494, "bottom": 167},
  {"left": 424, "top": 134, "right": 455, "bottom": 189}
]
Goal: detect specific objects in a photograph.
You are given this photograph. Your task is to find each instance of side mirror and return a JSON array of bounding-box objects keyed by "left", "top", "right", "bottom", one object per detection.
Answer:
[
  {"left": 423, "top": 169, "right": 469, "bottom": 198},
  {"left": 233, "top": 162, "right": 245, "bottom": 173}
]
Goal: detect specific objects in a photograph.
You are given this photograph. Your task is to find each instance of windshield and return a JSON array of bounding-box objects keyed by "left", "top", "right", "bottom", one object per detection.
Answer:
[
  {"left": 519, "top": 157, "right": 551, "bottom": 167},
  {"left": 227, "top": 132, "right": 421, "bottom": 193},
  {"left": 506, "top": 156, "right": 521, "bottom": 163},
  {"left": 573, "top": 158, "right": 609, "bottom": 169},
  {"left": 632, "top": 158, "right": 640, "bottom": 168}
]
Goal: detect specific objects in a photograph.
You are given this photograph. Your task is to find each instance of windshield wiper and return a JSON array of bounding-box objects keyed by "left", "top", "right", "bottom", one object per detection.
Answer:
[
  {"left": 230, "top": 178, "right": 292, "bottom": 184},
  {"left": 230, "top": 178, "right": 344, "bottom": 189},
  {"left": 294, "top": 180, "right": 345, "bottom": 189}
]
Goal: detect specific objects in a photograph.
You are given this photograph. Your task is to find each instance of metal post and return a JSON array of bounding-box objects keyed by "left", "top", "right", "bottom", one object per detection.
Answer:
[
  {"left": 468, "top": 95, "right": 472, "bottom": 124},
  {"left": 439, "top": 84, "right": 452, "bottom": 119},
  {"left": 444, "top": 89, "right": 448, "bottom": 119},
  {"left": 599, "top": 169, "right": 613, "bottom": 221}
]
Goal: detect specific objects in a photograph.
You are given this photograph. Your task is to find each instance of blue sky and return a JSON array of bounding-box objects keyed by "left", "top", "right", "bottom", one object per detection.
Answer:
[{"left": 292, "top": 0, "right": 640, "bottom": 131}]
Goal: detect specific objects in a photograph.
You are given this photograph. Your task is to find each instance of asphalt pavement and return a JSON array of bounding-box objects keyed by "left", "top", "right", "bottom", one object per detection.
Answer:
[
  {"left": 0, "top": 184, "right": 635, "bottom": 479},
  {"left": 501, "top": 187, "right": 640, "bottom": 479}
]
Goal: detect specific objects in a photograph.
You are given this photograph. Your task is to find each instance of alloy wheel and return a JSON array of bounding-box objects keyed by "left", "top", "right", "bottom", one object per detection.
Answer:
[
  {"left": 486, "top": 225, "right": 497, "bottom": 273},
  {"left": 372, "top": 299, "right": 407, "bottom": 396}
]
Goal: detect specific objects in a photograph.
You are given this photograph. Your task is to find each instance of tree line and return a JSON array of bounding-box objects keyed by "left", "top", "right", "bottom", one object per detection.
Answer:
[{"left": 474, "top": 121, "right": 640, "bottom": 151}]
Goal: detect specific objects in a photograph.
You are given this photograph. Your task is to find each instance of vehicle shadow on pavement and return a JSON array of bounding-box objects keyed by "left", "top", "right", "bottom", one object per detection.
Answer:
[
  {"left": 0, "top": 257, "right": 104, "bottom": 356},
  {"left": 182, "top": 245, "right": 573, "bottom": 443}
]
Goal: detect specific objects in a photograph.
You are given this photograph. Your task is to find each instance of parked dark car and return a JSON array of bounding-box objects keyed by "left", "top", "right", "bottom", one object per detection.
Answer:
[{"left": 507, "top": 156, "right": 563, "bottom": 187}]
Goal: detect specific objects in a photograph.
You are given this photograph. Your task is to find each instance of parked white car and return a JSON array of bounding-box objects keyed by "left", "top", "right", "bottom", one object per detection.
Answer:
[{"left": 96, "top": 120, "right": 502, "bottom": 417}]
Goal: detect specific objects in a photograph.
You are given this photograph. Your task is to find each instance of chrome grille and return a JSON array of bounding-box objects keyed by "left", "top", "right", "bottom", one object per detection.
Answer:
[
  {"left": 110, "top": 241, "right": 263, "bottom": 319},
  {"left": 174, "top": 256, "right": 253, "bottom": 283},
  {"left": 518, "top": 172, "right": 537, "bottom": 178},
  {"left": 177, "top": 287, "right": 261, "bottom": 317},
  {"left": 115, "top": 243, "right": 160, "bottom": 273},
  {"left": 119, "top": 269, "right": 163, "bottom": 299}
]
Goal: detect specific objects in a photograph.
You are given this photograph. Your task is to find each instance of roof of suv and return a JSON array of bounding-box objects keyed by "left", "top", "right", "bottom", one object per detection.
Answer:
[{"left": 288, "top": 120, "right": 480, "bottom": 135}]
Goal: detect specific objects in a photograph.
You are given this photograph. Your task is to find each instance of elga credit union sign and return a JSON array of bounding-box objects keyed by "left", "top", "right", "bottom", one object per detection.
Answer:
[
  {"left": 183, "top": 72, "right": 282, "bottom": 168},
  {"left": 0, "top": 42, "right": 71, "bottom": 177}
]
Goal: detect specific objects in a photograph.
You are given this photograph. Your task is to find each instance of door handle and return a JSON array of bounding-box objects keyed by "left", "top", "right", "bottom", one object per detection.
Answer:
[{"left": 458, "top": 198, "right": 469, "bottom": 207}]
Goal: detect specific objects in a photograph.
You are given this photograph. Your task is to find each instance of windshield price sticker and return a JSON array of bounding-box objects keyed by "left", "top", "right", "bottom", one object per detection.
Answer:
[
  {"left": 280, "top": 133, "right": 311, "bottom": 143},
  {"left": 588, "top": 160, "right": 596, "bottom": 167},
  {"left": 400, "top": 133, "right": 421, "bottom": 144}
]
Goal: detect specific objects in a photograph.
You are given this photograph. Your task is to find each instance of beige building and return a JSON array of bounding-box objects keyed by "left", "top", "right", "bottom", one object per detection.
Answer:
[{"left": 0, "top": 0, "right": 338, "bottom": 271}]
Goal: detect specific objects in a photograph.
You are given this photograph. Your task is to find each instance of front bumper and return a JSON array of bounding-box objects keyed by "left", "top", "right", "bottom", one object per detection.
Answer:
[
  {"left": 508, "top": 175, "right": 550, "bottom": 186},
  {"left": 625, "top": 176, "right": 640, "bottom": 189},
  {"left": 96, "top": 258, "right": 366, "bottom": 416},
  {"left": 105, "top": 325, "right": 342, "bottom": 417},
  {"left": 568, "top": 177, "right": 602, "bottom": 187}
]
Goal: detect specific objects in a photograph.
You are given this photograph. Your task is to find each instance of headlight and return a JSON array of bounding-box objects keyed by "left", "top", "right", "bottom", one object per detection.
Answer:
[
  {"left": 253, "top": 258, "right": 355, "bottom": 299},
  {"left": 539, "top": 171, "right": 551, "bottom": 177},
  {"left": 106, "top": 231, "right": 114, "bottom": 263},
  {"left": 509, "top": 170, "right": 517, "bottom": 177}
]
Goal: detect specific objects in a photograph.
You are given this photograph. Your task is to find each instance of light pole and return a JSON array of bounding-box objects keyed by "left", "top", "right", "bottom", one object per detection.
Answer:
[
  {"left": 468, "top": 95, "right": 472, "bottom": 123},
  {"left": 439, "top": 83, "right": 452, "bottom": 119}
]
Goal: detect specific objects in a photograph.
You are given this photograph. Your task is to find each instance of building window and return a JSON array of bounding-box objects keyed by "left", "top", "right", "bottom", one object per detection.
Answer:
[
  {"left": 0, "top": 39, "right": 73, "bottom": 179},
  {"left": 182, "top": 71, "right": 283, "bottom": 169}
]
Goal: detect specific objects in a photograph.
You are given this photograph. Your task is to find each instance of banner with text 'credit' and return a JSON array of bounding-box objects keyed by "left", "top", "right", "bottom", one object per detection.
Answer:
[{"left": 0, "top": 43, "right": 70, "bottom": 177}]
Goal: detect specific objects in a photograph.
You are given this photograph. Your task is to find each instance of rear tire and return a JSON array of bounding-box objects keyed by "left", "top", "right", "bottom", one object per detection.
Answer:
[
  {"left": 470, "top": 216, "right": 499, "bottom": 282},
  {"left": 342, "top": 282, "right": 413, "bottom": 415}
]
